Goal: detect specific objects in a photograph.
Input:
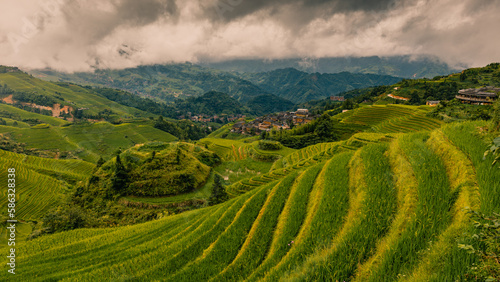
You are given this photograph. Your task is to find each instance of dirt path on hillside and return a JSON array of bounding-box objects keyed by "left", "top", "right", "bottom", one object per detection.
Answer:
[
  {"left": 1, "top": 95, "right": 75, "bottom": 121},
  {"left": 51, "top": 103, "right": 73, "bottom": 117},
  {"left": 1, "top": 94, "right": 13, "bottom": 104},
  {"left": 388, "top": 94, "right": 410, "bottom": 101}
]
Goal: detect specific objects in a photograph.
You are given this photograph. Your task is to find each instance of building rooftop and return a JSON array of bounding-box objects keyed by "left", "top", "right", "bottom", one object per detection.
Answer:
[{"left": 458, "top": 87, "right": 500, "bottom": 97}]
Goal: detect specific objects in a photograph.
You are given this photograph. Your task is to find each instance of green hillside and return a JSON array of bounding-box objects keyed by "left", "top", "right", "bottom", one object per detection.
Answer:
[
  {"left": 240, "top": 68, "right": 402, "bottom": 103},
  {"left": 29, "top": 63, "right": 268, "bottom": 103},
  {"left": 3, "top": 119, "right": 498, "bottom": 280},
  {"left": 0, "top": 103, "right": 68, "bottom": 127},
  {"left": 341, "top": 104, "right": 443, "bottom": 133},
  {"left": 0, "top": 120, "right": 177, "bottom": 162},
  {"left": 0, "top": 63, "right": 498, "bottom": 280},
  {"left": 201, "top": 55, "right": 460, "bottom": 78},
  {"left": 295, "top": 63, "right": 500, "bottom": 125},
  {"left": 94, "top": 143, "right": 211, "bottom": 197},
  {"left": 386, "top": 62, "right": 500, "bottom": 101},
  {"left": 264, "top": 104, "right": 441, "bottom": 150},
  {"left": 0, "top": 68, "right": 196, "bottom": 154},
  {"left": 0, "top": 149, "right": 94, "bottom": 222},
  {"left": 28, "top": 63, "right": 402, "bottom": 105},
  {"left": 174, "top": 91, "right": 248, "bottom": 116},
  {"left": 0, "top": 67, "right": 154, "bottom": 121}
]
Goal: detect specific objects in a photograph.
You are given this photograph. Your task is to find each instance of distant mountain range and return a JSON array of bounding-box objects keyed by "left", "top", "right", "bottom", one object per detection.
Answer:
[
  {"left": 29, "top": 63, "right": 266, "bottom": 103},
  {"left": 200, "top": 56, "right": 463, "bottom": 79},
  {"left": 239, "top": 68, "right": 402, "bottom": 103},
  {"left": 28, "top": 63, "right": 403, "bottom": 105}
]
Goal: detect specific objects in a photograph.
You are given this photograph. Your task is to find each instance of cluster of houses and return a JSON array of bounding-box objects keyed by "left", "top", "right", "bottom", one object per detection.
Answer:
[
  {"left": 231, "top": 109, "right": 315, "bottom": 135},
  {"left": 330, "top": 96, "right": 346, "bottom": 102}
]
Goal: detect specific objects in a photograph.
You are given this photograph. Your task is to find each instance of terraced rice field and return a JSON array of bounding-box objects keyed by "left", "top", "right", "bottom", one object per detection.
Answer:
[
  {"left": 0, "top": 121, "right": 177, "bottom": 162},
  {"left": 0, "top": 149, "right": 94, "bottom": 221},
  {"left": 200, "top": 138, "right": 294, "bottom": 162},
  {"left": 270, "top": 142, "right": 339, "bottom": 170},
  {"left": 342, "top": 105, "right": 443, "bottom": 133},
  {"left": 198, "top": 139, "right": 249, "bottom": 161},
  {"left": 3, "top": 120, "right": 497, "bottom": 281}
]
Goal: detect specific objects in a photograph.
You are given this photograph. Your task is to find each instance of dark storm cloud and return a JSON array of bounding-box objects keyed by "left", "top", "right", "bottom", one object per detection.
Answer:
[
  {"left": 205, "top": 0, "right": 402, "bottom": 27},
  {"left": 59, "top": 0, "right": 179, "bottom": 43},
  {"left": 463, "top": 0, "right": 497, "bottom": 13},
  {"left": 112, "top": 0, "right": 179, "bottom": 25},
  {"left": 0, "top": 0, "right": 498, "bottom": 71}
]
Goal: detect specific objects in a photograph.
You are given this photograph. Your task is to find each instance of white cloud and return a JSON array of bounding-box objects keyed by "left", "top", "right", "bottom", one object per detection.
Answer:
[{"left": 0, "top": 0, "right": 498, "bottom": 72}]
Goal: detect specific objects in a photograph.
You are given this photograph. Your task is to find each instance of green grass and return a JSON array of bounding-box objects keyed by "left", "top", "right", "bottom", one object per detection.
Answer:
[
  {"left": 143, "top": 180, "right": 277, "bottom": 280},
  {"left": 198, "top": 138, "right": 247, "bottom": 161},
  {"left": 284, "top": 143, "right": 397, "bottom": 281},
  {"left": 10, "top": 188, "right": 235, "bottom": 280},
  {"left": 213, "top": 172, "right": 299, "bottom": 281},
  {"left": 13, "top": 207, "right": 213, "bottom": 280},
  {"left": 215, "top": 158, "right": 274, "bottom": 184},
  {"left": 246, "top": 164, "right": 324, "bottom": 281},
  {"left": 361, "top": 133, "right": 454, "bottom": 281},
  {"left": 354, "top": 135, "right": 418, "bottom": 281},
  {"left": 343, "top": 105, "right": 417, "bottom": 125},
  {"left": 60, "top": 121, "right": 177, "bottom": 161},
  {"left": 162, "top": 179, "right": 286, "bottom": 281},
  {"left": 0, "top": 125, "right": 80, "bottom": 152},
  {"left": 199, "top": 137, "right": 294, "bottom": 163},
  {"left": 402, "top": 129, "right": 481, "bottom": 281},
  {"left": 261, "top": 152, "right": 353, "bottom": 281},
  {"left": 441, "top": 121, "right": 500, "bottom": 214},
  {"left": 225, "top": 156, "right": 321, "bottom": 197}
]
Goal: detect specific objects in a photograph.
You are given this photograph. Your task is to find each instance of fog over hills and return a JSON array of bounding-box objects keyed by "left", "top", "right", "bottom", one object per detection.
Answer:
[
  {"left": 201, "top": 55, "right": 461, "bottom": 79},
  {"left": 1, "top": 0, "right": 499, "bottom": 72}
]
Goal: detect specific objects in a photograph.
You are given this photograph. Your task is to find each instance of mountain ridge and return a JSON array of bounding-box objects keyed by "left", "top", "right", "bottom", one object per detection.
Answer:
[
  {"left": 239, "top": 68, "right": 402, "bottom": 103},
  {"left": 28, "top": 63, "right": 403, "bottom": 105},
  {"left": 200, "top": 55, "right": 463, "bottom": 78}
]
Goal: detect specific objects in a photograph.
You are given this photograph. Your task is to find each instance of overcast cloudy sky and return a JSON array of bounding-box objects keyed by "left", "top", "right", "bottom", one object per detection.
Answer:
[{"left": 0, "top": 0, "right": 498, "bottom": 72}]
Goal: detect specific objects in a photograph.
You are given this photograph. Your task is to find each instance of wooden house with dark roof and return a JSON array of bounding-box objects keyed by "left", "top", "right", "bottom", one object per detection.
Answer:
[
  {"left": 456, "top": 87, "right": 500, "bottom": 105},
  {"left": 426, "top": 100, "right": 440, "bottom": 107}
]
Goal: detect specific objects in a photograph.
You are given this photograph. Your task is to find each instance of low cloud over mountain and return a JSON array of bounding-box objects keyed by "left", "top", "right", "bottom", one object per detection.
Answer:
[{"left": 1, "top": 0, "right": 498, "bottom": 71}]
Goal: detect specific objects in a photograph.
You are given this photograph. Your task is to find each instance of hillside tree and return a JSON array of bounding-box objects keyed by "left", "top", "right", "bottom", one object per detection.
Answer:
[
  {"left": 208, "top": 174, "right": 228, "bottom": 205},
  {"left": 110, "top": 153, "right": 128, "bottom": 195},
  {"left": 314, "top": 113, "right": 339, "bottom": 140}
]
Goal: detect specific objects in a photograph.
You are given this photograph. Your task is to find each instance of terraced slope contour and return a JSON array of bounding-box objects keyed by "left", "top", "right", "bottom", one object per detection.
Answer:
[{"left": 1, "top": 123, "right": 498, "bottom": 281}]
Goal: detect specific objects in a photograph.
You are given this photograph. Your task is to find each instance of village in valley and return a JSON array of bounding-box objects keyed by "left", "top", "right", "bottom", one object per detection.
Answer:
[
  {"left": 230, "top": 85, "right": 500, "bottom": 136},
  {"left": 230, "top": 108, "right": 316, "bottom": 135}
]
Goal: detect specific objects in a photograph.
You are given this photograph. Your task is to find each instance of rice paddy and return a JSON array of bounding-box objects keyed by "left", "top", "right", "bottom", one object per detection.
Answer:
[{"left": 1, "top": 107, "right": 497, "bottom": 281}]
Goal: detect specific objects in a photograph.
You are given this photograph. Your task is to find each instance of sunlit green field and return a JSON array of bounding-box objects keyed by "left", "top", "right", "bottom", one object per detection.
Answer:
[{"left": 1, "top": 117, "right": 497, "bottom": 280}]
